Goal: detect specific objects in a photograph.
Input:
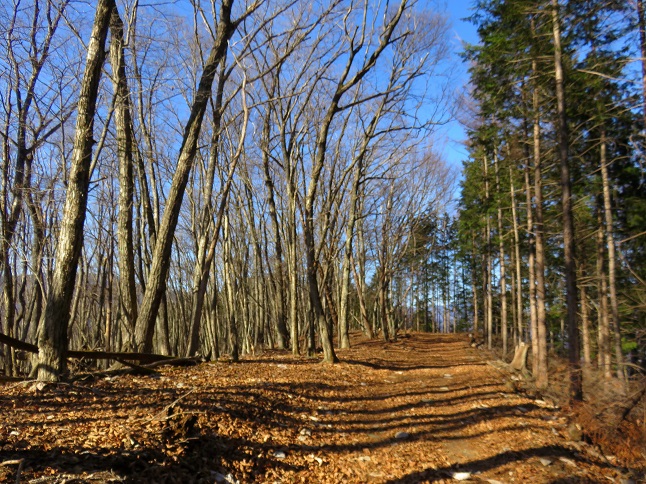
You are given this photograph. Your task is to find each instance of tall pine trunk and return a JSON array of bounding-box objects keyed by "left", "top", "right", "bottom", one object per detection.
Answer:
[
  {"left": 600, "top": 131, "right": 624, "bottom": 380},
  {"left": 552, "top": 0, "right": 582, "bottom": 401},
  {"left": 494, "top": 153, "right": 508, "bottom": 355},
  {"left": 509, "top": 167, "right": 523, "bottom": 344}
]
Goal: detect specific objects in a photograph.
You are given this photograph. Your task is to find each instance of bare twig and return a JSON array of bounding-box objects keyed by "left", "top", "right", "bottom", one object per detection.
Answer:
[{"left": 0, "top": 459, "right": 24, "bottom": 484}]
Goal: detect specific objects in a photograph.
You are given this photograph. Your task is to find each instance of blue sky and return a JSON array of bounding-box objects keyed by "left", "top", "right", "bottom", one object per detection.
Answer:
[{"left": 436, "top": 0, "right": 479, "bottom": 173}]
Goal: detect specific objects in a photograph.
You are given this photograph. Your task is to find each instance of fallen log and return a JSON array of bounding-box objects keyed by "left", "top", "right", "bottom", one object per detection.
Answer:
[
  {"left": 0, "top": 332, "right": 37, "bottom": 353},
  {"left": 72, "top": 357, "right": 202, "bottom": 382},
  {"left": 0, "top": 331, "right": 173, "bottom": 363}
]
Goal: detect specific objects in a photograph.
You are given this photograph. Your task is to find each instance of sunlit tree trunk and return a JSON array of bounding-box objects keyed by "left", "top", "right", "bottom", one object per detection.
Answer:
[
  {"left": 524, "top": 162, "right": 538, "bottom": 374},
  {"left": 483, "top": 155, "right": 493, "bottom": 349},
  {"left": 109, "top": 6, "right": 138, "bottom": 339},
  {"left": 37, "top": 0, "right": 113, "bottom": 381},
  {"left": 509, "top": 167, "right": 523, "bottom": 344},
  {"left": 596, "top": 213, "right": 612, "bottom": 378},
  {"left": 532, "top": 49, "right": 548, "bottom": 389},
  {"left": 134, "top": 0, "right": 239, "bottom": 352},
  {"left": 600, "top": 131, "right": 625, "bottom": 380},
  {"left": 494, "top": 152, "right": 508, "bottom": 355},
  {"left": 262, "top": 116, "right": 289, "bottom": 349}
]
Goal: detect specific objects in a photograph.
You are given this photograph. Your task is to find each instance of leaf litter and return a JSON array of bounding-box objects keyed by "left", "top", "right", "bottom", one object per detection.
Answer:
[{"left": 0, "top": 333, "right": 634, "bottom": 483}]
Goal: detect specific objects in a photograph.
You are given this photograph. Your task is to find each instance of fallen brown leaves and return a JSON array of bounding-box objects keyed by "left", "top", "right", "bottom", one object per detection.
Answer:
[{"left": 0, "top": 333, "right": 641, "bottom": 483}]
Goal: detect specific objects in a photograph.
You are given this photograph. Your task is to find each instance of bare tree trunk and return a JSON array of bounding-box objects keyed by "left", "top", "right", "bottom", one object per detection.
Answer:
[
  {"left": 109, "top": 7, "right": 138, "bottom": 338},
  {"left": 303, "top": 213, "right": 337, "bottom": 362},
  {"left": 339, "top": 98, "right": 385, "bottom": 349},
  {"left": 600, "top": 131, "right": 625, "bottom": 380},
  {"left": 509, "top": 167, "right": 523, "bottom": 344},
  {"left": 524, "top": 162, "right": 538, "bottom": 375},
  {"left": 532, "top": 50, "right": 549, "bottom": 389},
  {"left": 338, "top": 179, "right": 359, "bottom": 348},
  {"left": 36, "top": 0, "right": 113, "bottom": 381},
  {"left": 552, "top": 0, "right": 582, "bottom": 401},
  {"left": 134, "top": 0, "right": 238, "bottom": 352},
  {"left": 223, "top": 214, "right": 239, "bottom": 361},
  {"left": 597, "top": 208, "right": 612, "bottom": 377},
  {"left": 483, "top": 156, "right": 493, "bottom": 349},
  {"left": 261, "top": 106, "right": 288, "bottom": 349},
  {"left": 494, "top": 152, "right": 508, "bottom": 355},
  {"left": 185, "top": 57, "right": 235, "bottom": 358},
  {"left": 287, "top": 169, "right": 300, "bottom": 354},
  {"left": 471, "top": 272, "right": 479, "bottom": 334},
  {"left": 354, "top": 211, "right": 373, "bottom": 338},
  {"left": 24, "top": 192, "right": 45, "bottom": 345}
]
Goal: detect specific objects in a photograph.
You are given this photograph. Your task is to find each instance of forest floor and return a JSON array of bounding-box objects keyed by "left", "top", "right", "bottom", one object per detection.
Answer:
[{"left": 0, "top": 332, "right": 643, "bottom": 483}]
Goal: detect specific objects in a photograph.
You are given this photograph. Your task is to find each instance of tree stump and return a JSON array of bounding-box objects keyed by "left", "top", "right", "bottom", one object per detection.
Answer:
[{"left": 510, "top": 342, "right": 529, "bottom": 375}]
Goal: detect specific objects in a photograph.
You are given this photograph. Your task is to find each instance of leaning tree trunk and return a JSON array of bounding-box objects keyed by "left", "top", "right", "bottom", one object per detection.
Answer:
[
  {"left": 36, "top": 0, "right": 113, "bottom": 381},
  {"left": 339, "top": 102, "right": 383, "bottom": 348},
  {"left": 134, "top": 0, "right": 236, "bottom": 353}
]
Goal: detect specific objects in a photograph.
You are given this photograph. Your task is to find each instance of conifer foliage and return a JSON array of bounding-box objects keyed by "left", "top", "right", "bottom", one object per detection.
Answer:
[{"left": 459, "top": 0, "right": 645, "bottom": 399}]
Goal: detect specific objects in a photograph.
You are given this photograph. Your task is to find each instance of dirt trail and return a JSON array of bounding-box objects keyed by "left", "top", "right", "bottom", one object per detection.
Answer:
[{"left": 0, "top": 333, "right": 628, "bottom": 483}]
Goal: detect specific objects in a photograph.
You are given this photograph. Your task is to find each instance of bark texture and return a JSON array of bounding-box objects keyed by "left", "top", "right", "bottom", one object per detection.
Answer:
[{"left": 37, "top": 0, "right": 114, "bottom": 381}]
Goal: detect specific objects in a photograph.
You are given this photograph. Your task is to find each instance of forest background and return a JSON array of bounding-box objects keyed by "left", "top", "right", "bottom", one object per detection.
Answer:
[{"left": 0, "top": 0, "right": 644, "bottom": 416}]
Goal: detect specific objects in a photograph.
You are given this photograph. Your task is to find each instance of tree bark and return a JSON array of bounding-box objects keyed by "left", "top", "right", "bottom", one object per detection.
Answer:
[
  {"left": 524, "top": 161, "right": 538, "bottom": 376},
  {"left": 261, "top": 104, "right": 289, "bottom": 350},
  {"left": 552, "top": 0, "right": 582, "bottom": 401},
  {"left": 37, "top": 0, "right": 113, "bottom": 381},
  {"left": 596, "top": 213, "right": 612, "bottom": 377},
  {"left": 532, "top": 49, "right": 549, "bottom": 390},
  {"left": 600, "top": 131, "right": 624, "bottom": 380},
  {"left": 109, "top": 6, "right": 138, "bottom": 338},
  {"left": 580, "top": 277, "right": 591, "bottom": 366},
  {"left": 483, "top": 155, "right": 493, "bottom": 350},
  {"left": 509, "top": 167, "right": 523, "bottom": 344},
  {"left": 494, "top": 152, "right": 508, "bottom": 355},
  {"left": 134, "top": 0, "right": 237, "bottom": 352}
]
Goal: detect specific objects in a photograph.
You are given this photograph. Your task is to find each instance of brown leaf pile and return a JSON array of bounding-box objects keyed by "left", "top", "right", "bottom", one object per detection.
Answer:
[{"left": 0, "top": 333, "right": 638, "bottom": 483}]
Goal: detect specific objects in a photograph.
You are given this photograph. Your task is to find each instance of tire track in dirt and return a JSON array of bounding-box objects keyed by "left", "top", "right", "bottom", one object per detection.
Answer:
[{"left": 289, "top": 333, "right": 623, "bottom": 483}]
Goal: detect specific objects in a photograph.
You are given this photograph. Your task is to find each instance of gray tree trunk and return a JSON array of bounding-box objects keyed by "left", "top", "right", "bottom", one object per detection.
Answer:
[
  {"left": 109, "top": 6, "right": 138, "bottom": 339},
  {"left": 134, "top": 0, "right": 237, "bottom": 352},
  {"left": 37, "top": 0, "right": 113, "bottom": 381}
]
